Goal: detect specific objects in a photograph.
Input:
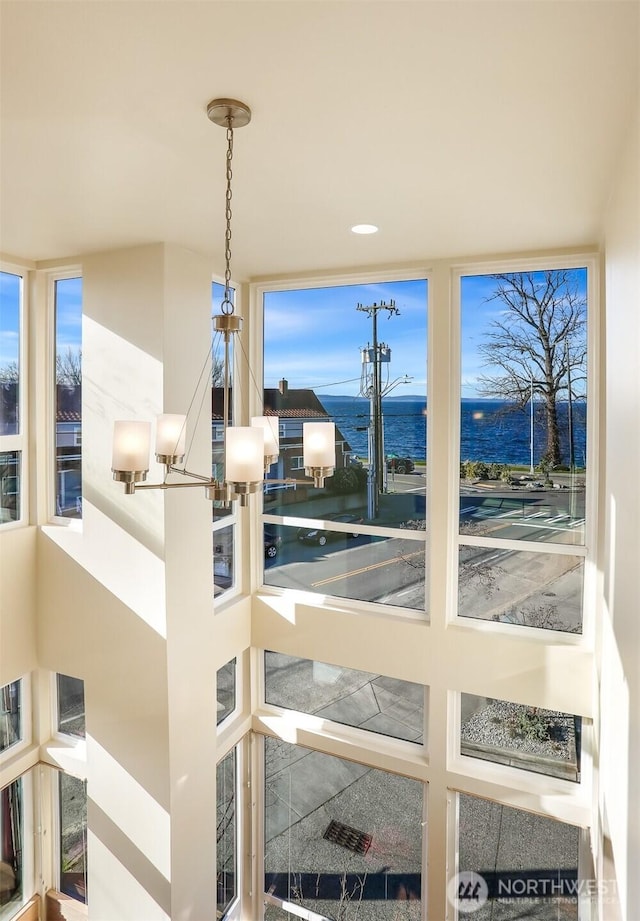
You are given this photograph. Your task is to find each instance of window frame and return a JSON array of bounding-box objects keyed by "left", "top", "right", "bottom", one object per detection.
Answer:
[
  {"left": 0, "top": 768, "right": 36, "bottom": 921},
  {"left": 49, "top": 268, "right": 83, "bottom": 526},
  {"left": 451, "top": 788, "right": 593, "bottom": 917},
  {"left": 262, "top": 649, "right": 428, "bottom": 748},
  {"left": 52, "top": 673, "right": 86, "bottom": 748},
  {"left": 251, "top": 267, "right": 431, "bottom": 611},
  {"left": 215, "top": 737, "right": 249, "bottom": 921},
  {"left": 259, "top": 732, "right": 427, "bottom": 920},
  {"left": 450, "top": 254, "right": 599, "bottom": 641},
  {"left": 248, "top": 253, "right": 598, "bottom": 919},
  {"left": 216, "top": 656, "right": 239, "bottom": 729},
  {"left": 0, "top": 675, "right": 32, "bottom": 764},
  {"left": 0, "top": 261, "right": 28, "bottom": 529},
  {"left": 56, "top": 769, "right": 88, "bottom": 905}
]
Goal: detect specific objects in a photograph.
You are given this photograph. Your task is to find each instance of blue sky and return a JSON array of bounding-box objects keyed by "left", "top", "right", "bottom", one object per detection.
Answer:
[
  {"left": 55, "top": 277, "right": 83, "bottom": 354},
  {"left": 0, "top": 271, "right": 22, "bottom": 367},
  {"left": 461, "top": 269, "right": 588, "bottom": 398},
  {"left": 2, "top": 270, "right": 587, "bottom": 398},
  {"left": 263, "top": 269, "right": 587, "bottom": 399},
  {"left": 264, "top": 279, "right": 428, "bottom": 397},
  {"left": 0, "top": 273, "right": 83, "bottom": 367}
]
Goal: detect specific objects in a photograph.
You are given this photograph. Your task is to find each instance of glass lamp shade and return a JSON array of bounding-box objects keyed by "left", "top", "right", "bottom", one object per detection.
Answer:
[
  {"left": 303, "top": 422, "right": 336, "bottom": 468},
  {"left": 156, "top": 414, "right": 187, "bottom": 459},
  {"left": 251, "top": 415, "right": 280, "bottom": 461},
  {"left": 112, "top": 421, "right": 151, "bottom": 472},
  {"left": 225, "top": 427, "right": 264, "bottom": 483}
]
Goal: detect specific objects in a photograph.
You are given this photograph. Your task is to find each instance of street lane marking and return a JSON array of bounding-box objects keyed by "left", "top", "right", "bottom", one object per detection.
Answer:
[{"left": 311, "top": 549, "right": 425, "bottom": 587}]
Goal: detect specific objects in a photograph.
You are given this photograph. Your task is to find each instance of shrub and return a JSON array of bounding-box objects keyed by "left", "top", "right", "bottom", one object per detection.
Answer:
[
  {"left": 328, "top": 467, "right": 364, "bottom": 495},
  {"left": 514, "top": 709, "right": 550, "bottom": 742}
]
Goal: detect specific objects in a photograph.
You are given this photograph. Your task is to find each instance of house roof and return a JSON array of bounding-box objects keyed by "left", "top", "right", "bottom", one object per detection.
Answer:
[{"left": 212, "top": 386, "right": 329, "bottom": 421}]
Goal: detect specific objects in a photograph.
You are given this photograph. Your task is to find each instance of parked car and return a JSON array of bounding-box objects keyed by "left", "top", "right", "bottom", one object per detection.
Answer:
[
  {"left": 386, "top": 453, "right": 415, "bottom": 474},
  {"left": 264, "top": 527, "right": 282, "bottom": 558},
  {"left": 297, "top": 513, "right": 364, "bottom": 546}
]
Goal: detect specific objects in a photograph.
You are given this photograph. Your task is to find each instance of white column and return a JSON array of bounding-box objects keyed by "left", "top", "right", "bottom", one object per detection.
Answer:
[{"left": 68, "top": 243, "right": 219, "bottom": 921}]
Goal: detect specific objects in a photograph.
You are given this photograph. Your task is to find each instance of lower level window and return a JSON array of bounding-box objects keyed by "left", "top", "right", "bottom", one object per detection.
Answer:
[
  {"left": 0, "top": 777, "right": 24, "bottom": 917},
  {"left": 264, "top": 737, "right": 423, "bottom": 919},
  {"left": 56, "top": 674, "right": 85, "bottom": 739},
  {"left": 217, "top": 747, "right": 237, "bottom": 918},
  {"left": 59, "top": 773, "right": 87, "bottom": 904},
  {"left": 0, "top": 680, "right": 22, "bottom": 753},
  {"left": 0, "top": 452, "right": 20, "bottom": 525},
  {"left": 214, "top": 524, "right": 235, "bottom": 601},
  {"left": 457, "top": 793, "right": 579, "bottom": 918},
  {"left": 217, "top": 659, "right": 237, "bottom": 726}
]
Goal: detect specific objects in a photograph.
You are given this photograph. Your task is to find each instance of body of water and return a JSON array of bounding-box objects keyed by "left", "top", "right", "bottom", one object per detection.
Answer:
[{"left": 320, "top": 396, "right": 587, "bottom": 468}]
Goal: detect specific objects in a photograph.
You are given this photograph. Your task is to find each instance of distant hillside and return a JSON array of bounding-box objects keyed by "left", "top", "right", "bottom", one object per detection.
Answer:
[{"left": 320, "top": 393, "right": 426, "bottom": 402}]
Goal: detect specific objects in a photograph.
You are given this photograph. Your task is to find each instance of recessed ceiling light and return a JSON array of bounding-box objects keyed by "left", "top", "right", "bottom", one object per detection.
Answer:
[{"left": 351, "top": 224, "right": 379, "bottom": 235}]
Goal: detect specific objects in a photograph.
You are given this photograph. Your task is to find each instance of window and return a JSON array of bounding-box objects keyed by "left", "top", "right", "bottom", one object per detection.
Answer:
[
  {"left": 217, "top": 658, "right": 237, "bottom": 725},
  {"left": 264, "top": 738, "right": 423, "bottom": 919},
  {"left": 217, "top": 747, "right": 237, "bottom": 918},
  {"left": 56, "top": 674, "right": 85, "bottom": 740},
  {"left": 265, "top": 652, "right": 425, "bottom": 744},
  {"left": 460, "top": 693, "right": 582, "bottom": 782},
  {"left": 457, "top": 793, "right": 580, "bottom": 917},
  {"left": 0, "top": 679, "right": 23, "bottom": 754},
  {"left": 54, "top": 276, "right": 83, "bottom": 519},
  {"left": 458, "top": 267, "right": 589, "bottom": 633},
  {"left": 0, "top": 269, "right": 25, "bottom": 525},
  {"left": 458, "top": 547, "right": 585, "bottom": 633},
  {"left": 0, "top": 772, "right": 34, "bottom": 920},
  {"left": 213, "top": 524, "right": 235, "bottom": 601},
  {"left": 59, "top": 773, "right": 87, "bottom": 904},
  {"left": 261, "top": 276, "right": 428, "bottom": 612}
]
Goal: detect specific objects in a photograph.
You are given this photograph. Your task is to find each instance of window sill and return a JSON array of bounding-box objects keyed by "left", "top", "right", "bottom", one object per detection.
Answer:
[
  {"left": 8, "top": 895, "right": 39, "bottom": 921},
  {"left": 45, "top": 890, "right": 87, "bottom": 921}
]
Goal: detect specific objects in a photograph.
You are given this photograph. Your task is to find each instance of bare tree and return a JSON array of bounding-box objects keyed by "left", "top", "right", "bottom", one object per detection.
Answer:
[
  {"left": 477, "top": 271, "right": 586, "bottom": 467},
  {"left": 0, "top": 361, "right": 19, "bottom": 382},
  {"left": 56, "top": 347, "right": 82, "bottom": 386},
  {"left": 212, "top": 354, "right": 225, "bottom": 387}
]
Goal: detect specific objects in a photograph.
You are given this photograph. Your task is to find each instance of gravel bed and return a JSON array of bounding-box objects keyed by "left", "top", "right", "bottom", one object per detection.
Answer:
[{"left": 461, "top": 700, "right": 576, "bottom": 763}]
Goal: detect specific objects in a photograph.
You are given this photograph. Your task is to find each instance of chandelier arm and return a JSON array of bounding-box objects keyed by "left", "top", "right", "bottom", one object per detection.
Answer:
[
  {"left": 133, "top": 480, "right": 213, "bottom": 492},
  {"left": 166, "top": 466, "right": 216, "bottom": 483}
]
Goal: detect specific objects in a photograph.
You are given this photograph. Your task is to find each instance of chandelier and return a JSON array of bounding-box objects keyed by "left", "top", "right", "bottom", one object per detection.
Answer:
[{"left": 111, "top": 99, "right": 335, "bottom": 505}]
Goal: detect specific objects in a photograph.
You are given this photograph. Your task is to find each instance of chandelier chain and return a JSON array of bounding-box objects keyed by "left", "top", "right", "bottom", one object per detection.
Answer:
[{"left": 222, "top": 119, "right": 234, "bottom": 315}]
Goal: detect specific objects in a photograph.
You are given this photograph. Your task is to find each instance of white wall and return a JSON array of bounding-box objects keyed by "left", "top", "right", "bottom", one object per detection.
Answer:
[
  {"left": 0, "top": 526, "right": 37, "bottom": 686},
  {"left": 601, "top": 102, "right": 640, "bottom": 919}
]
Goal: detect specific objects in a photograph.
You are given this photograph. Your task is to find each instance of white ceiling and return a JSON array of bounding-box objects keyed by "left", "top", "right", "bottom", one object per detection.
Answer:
[{"left": 1, "top": 1, "right": 638, "bottom": 279}]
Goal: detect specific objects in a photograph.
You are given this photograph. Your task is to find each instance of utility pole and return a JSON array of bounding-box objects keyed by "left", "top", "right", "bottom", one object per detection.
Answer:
[{"left": 357, "top": 300, "right": 400, "bottom": 518}]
